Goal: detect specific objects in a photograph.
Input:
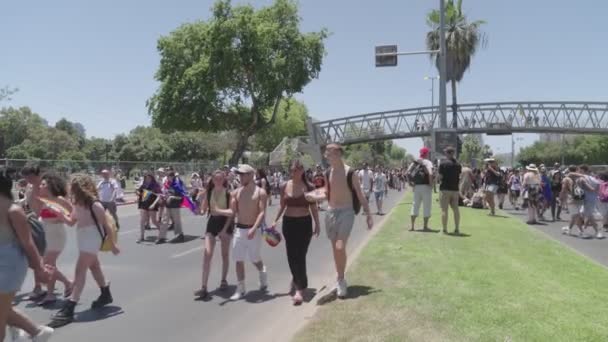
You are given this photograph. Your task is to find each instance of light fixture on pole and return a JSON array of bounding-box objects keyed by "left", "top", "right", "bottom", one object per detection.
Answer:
[{"left": 424, "top": 76, "right": 440, "bottom": 108}]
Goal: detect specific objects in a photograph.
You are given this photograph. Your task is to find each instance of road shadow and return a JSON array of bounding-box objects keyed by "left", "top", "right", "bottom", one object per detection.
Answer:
[
  {"left": 170, "top": 234, "right": 199, "bottom": 244},
  {"left": 446, "top": 232, "right": 471, "bottom": 238},
  {"left": 194, "top": 285, "right": 237, "bottom": 302},
  {"left": 302, "top": 288, "right": 318, "bottom": 303},
  {"left": 244, "top": 290, "right": 289, "bottom": 304},
  {"left": 26, "top": 298, "right": 66, "bottom": 310},
  {"left": 75, "top": 305, "right": 124, "bottom": 323},
  {"left": 316, "top": 285, "right": 381, "bottom": 306},
  {"left": 12, "top": 293, "right": 30, "bottom": 306}
]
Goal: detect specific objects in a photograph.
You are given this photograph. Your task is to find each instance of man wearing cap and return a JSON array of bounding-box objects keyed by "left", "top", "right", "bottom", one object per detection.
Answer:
[
  {"left": 406, "top": 147, "right": 434, "bottom": 231},
  {"left": 437, "top": 146, "right": 462, "bottom": 234},
  {"left": 229, "top": 164, "right": 269, "bottom": 300},
  {"left": 97, "top": 169, "right": 120, "bottom": 230}
]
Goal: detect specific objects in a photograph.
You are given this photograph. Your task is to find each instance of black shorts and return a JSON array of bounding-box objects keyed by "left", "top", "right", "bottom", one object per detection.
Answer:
[
  {"left": 206, "top": 216, "right": 233, "bottom": 236},
  {"left": 511, "top": 190, "right": 521, "bottom": 197}
]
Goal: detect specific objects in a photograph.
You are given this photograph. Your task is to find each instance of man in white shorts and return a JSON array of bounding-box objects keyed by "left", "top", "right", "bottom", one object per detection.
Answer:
[{"left": 230, "top": 164, "right": 269, "bottom": 300}]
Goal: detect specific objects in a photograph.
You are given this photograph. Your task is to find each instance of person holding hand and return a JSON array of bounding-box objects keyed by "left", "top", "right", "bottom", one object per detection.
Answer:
[{"left": 273, "top": 160, "right": 320, "bottom": 305}]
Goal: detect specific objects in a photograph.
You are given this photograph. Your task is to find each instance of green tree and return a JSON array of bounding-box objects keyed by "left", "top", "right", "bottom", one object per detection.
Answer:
[
  {"left": 55, "top": 118, "right": 86, "bottom": 148},
  {"left": 426, "top": 0, "right": 486, "bottom": 127},
  {"left": 147, "top": 0, "right": 328, "bottom": 165},
  {"left": 0, "top": 107, "right": 47, "bottom": 157},
  {"left": 254, "top": 99, "right": 309, "bottom": 153},
  {"left": 116, "top": 127, "right": 173, "bottom": 162},
  {"left": 84, "top": 138, "right": 113, "bottom": 161},
  {"left": 460, "top": 134, "right": 484, "bottom": 165}
]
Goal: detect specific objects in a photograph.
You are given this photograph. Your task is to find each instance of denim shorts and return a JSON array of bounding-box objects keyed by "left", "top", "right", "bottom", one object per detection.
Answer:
[{"left": 0, "top": 243, "right": 28, "bottom": 293}]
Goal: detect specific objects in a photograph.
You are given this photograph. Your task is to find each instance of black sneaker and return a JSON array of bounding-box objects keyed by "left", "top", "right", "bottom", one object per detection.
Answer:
[
  {"left": 170, "top": 234, "right": 185, "bottom": 243},
  {"left": 91, "top": 285, "right": 113, "bottom": 309},
  {"left": 194, "top": 288, "right": 209, "bottom": 299},
  {"left": 155, "top": 238, "right": 167, "bottom": 245}
]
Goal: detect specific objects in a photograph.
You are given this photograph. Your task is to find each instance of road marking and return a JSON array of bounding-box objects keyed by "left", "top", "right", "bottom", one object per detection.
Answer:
[
  {"left": 170, "top": 246, "right": 204, "bottom": 259},
  {"left": 119, "top": 229, "right": 139, "bottom": 236}
]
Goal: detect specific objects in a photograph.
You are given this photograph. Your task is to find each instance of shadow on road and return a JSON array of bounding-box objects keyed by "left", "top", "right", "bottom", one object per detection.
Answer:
[
  {"left": 316, "top": 285, "right": 381, "bottom": 306},
  {"left": 75, "top": 305, "right": 124, "bottom": 323}
]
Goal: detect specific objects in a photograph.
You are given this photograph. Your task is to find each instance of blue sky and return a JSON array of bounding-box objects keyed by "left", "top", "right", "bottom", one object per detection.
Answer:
[{"left": 1, "top": 0, "right": 606, "bottom": 156}]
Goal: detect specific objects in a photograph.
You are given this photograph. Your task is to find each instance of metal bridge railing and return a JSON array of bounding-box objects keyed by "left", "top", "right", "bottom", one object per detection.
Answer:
[{"left": 312, "top": 101, "right": 608, "bottom": 145}]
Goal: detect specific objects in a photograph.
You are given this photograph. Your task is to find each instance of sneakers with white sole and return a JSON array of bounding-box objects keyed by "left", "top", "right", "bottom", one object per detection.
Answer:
[
  {"left": 561, "top": 226, "right": 570, "bottom": 235},
  {"left": 32, "top": 326, "right": 54, "bottom": 342},
  {"left": 336, "top": 279, "right": 348, "bottom": 299},
  {"left": 597, "top": 232, "right": 604, "bottom": 239},
  {"left": 259, "top": 267, "right": 268, "bottom": 291},
  {"left": 230, "top": 282, "right": 246, "bottom": 300}
]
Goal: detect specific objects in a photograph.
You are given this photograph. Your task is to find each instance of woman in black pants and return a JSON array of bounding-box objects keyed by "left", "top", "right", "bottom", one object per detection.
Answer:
[{"left": 273, "top": 160, "right": 320, "bottom": 305}]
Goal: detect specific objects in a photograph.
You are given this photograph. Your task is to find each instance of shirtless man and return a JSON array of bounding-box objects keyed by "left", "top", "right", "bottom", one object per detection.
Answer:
[
  {"left": 230, "top": 164, "right": 269, "bottom": 300},
  {"left": 306, "top": 143, "right": 373, "bottom": 299}
]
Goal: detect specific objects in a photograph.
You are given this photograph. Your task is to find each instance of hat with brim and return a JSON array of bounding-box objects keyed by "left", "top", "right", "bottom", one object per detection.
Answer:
[
  {"left": 526, "top": 164, "right": 539, "bottom": 172},
  {"left": 157, "top": 168, "right": 165, "bottom": 173},
  {"left": 236, "top": 164, "right": 256, "bottom": 175},
  {"left": 484, "top": 158, "right": 496, "bottom": 163}
]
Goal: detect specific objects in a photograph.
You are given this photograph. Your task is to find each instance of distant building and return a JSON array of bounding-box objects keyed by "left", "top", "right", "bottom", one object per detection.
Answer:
[{"left": 539, "top": 133, "right": 574, "bottom": 144}]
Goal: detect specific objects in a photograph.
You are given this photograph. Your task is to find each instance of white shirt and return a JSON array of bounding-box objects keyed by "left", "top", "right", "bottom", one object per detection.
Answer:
[
  {"left": 373, "top": 172, "right": 387, "bottom": 192},
  {"left": 359, "top": 169, "right": 373, "bottom": 191},
  {"left": 97, "top": 178, "right": 118, "bottom": 202}
]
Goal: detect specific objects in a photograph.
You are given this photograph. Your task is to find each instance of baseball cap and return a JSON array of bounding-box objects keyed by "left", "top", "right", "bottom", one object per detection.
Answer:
[
  {"left": 236, "top": 164, "right": 256, "bottom": 174},
  {"left": 420, "top": 147, "right": 430, "bottom": 157}
]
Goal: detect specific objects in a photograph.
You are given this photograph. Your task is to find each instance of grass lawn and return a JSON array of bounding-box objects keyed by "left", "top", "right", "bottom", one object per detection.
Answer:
[{"left": 294, "top": 194, "right": 608, "bottom": 342}]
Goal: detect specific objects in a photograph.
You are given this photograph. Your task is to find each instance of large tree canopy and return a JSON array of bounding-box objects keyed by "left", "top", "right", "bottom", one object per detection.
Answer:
[
  {"left": 147, "top": 0, "right": 327, "bottom": 165},
  {"left": 254, "top": 98, "right": 309, "bottom": 153}
]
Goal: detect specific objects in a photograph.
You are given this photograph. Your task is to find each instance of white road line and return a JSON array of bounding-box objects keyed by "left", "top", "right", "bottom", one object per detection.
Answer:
[
  {"left": 170, "top": 246, "right": 204, "bottom": 259},
  {"left": 118, "top": 229, "right": 139, "bottom": 236}
]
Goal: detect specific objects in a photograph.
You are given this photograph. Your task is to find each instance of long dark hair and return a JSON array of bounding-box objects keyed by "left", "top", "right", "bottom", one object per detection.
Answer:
[
  {"left": 141, "top": 173, "right": 160, "bottom": 192},
  {"left": 42, "top": 172, "right": 68, "bottom": 197},
  {"left": 0, "top": 167, "right": 15, "bottom": 200},
  {"left": 206, "top": 170, "right": 229, "bottom": 215},
  {"left": 290, "top": 159, "right": 314, "bottom": 191},
  {"left": 257, "top": 168, "right": 271, "bottom": 193}
]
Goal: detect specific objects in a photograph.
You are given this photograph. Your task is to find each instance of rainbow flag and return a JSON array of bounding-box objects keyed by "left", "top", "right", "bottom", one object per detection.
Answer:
[
  {"left": 40, "top": 198, "right": 70, "bottom": 216},
  {"left": 141, "top": 189, "right": 154, "bottom": 202},
  {"left": 170, "top": 177, "right": 198, "bottom": 214}
]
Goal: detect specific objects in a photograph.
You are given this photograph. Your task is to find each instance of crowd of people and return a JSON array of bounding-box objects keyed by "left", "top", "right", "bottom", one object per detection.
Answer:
[{"left": 405, "top": 146, "right": 608, "bottom": 239}]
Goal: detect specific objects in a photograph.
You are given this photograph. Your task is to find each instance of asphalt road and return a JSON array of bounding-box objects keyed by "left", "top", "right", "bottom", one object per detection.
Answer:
[
  {"left": 13, "top": 190, "right": 405, "bottom": 342},
  {"left": 502, "top": 201, "right": 608, "bottom": 267}
]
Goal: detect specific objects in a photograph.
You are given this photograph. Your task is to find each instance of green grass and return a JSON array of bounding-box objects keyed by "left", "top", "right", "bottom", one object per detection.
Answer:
[{"left": 294, "top": 194, "right": 608, "bottom": 342}]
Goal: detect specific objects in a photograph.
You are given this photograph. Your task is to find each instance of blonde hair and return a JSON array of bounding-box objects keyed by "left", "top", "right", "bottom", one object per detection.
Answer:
[{"left": 70, "top": 174, "right": 98, "bottom": 207}]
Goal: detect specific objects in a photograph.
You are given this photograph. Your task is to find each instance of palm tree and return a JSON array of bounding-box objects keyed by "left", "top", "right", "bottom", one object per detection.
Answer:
[{"left": 426, "top": 0, "right": 487, "bottom": 128}]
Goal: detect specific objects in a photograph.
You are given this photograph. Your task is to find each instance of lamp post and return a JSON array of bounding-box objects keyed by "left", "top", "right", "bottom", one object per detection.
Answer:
[
  {"left": 424, "top": 76, "right": 440, "bottom": 109},
  {"left": 438, "top": 0, "right": 448, "bottom": 129}
]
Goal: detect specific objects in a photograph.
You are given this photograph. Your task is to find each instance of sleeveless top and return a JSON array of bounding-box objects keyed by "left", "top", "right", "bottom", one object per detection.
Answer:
[
  {"left": 0, "top": 205, "right": 17, "bottom": 245},
  {"left": 210, "top": 189, "right": 229, "bottom": 210}
]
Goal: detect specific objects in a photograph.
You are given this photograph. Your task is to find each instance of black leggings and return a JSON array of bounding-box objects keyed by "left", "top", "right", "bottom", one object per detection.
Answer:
[
  {"left": 282, "top": 215, "right": 313, "bottom": 290},
  {"left": 550, "top": 196, "right": 561, "bottom": 219}
]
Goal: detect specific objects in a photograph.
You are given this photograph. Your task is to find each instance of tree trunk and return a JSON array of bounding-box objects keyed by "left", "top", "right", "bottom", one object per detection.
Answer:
[
  {"left": 229, "top": 132, "right": 251, "bottom": 166},
  {"left": 451, "top": 79, "right": 458, "bottom": 128}
]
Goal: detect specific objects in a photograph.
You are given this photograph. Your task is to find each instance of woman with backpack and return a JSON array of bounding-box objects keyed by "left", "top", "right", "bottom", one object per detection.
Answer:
[
  {"left": 194, "top": 170, "right": 234, "bottom": 299},
  {"left": 49, "top": 174, "right": 120, "bottom": 325},
  {"left": 0, "top": 168, "right": 55, "bottom": 341}
]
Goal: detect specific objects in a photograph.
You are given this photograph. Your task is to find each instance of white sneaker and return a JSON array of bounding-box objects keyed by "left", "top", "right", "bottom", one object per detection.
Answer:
[
  {"left": 597, "top": 232, "right": 604, "bottom": 239},
  {"left": 561, "top": 227, "right": 570, "bottom": 235},
  {"left": 32, "top": 326, "right": 54, "bottom": 342},
  {"left": 259, "top": 267, "right": 268, "bottom": 291},
  {"left": 336, "top": 279, "right": 348, "bottom": 298},
  {"left": 230, "top": 282, "right": 246, "bottom": 300},
  {"left": 9, "top": 327, "right": 28, "bottom": 341}
]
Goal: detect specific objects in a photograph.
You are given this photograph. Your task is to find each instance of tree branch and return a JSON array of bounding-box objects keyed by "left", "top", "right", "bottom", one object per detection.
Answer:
[{"left": 265, "top": 94, "right": 283, "bottom": 127}]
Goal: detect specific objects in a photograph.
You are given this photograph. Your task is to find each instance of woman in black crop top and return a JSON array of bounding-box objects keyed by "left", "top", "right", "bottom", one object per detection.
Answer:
[{"left": 273, "top": 159, "right": 320, "bottom": 305}]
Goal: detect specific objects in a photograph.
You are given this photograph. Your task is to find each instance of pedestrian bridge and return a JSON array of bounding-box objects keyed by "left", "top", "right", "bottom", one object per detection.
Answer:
[{"left": 310, "top": 101, "right": 608, "bottom": 145}]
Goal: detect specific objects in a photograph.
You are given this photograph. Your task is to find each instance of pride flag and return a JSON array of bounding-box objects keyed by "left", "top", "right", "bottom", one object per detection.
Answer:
[
  {"left": 170, "top": 177, "right": 198, "bottom": 214},
  {"left": 40, "top": 198, "right": 70, "bottom": 216}
]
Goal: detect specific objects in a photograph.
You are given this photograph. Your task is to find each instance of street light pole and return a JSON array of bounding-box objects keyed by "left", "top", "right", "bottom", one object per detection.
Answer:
[
  {"left": 438, "top": 0, "right": 448, "bottom": 129},
  {"left": 424, "top": 76, "right": 440, "bottom": 109}
]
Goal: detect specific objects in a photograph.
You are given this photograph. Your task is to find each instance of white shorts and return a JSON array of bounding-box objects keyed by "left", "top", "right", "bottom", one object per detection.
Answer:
[
  {"left": 232, "top": 227, "right": 262, "bottom": 263},
  {"left": 42, "top": 221, "right": 67, "bottom": 252},
  {"left": 77, "top": 225, "right": 102, "bottom": 255}
]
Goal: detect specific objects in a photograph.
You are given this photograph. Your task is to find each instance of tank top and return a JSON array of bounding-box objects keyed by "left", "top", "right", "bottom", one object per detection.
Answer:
[{"left": 210, "top": 189, "right": 228, "bottom": 210}]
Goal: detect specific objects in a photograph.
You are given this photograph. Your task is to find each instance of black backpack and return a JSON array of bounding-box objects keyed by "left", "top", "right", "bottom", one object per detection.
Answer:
[
  {"left": 408, "top": 160, "right": 429, "bottom": 185},
  {"left": 326, "top": 168, "right": 361, "bottom": 215}
]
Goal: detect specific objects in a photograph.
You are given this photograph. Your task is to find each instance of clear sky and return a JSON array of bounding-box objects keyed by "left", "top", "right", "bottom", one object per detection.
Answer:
[{"left": 1, "top": 0, "right": 606, "bottom": 157}]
